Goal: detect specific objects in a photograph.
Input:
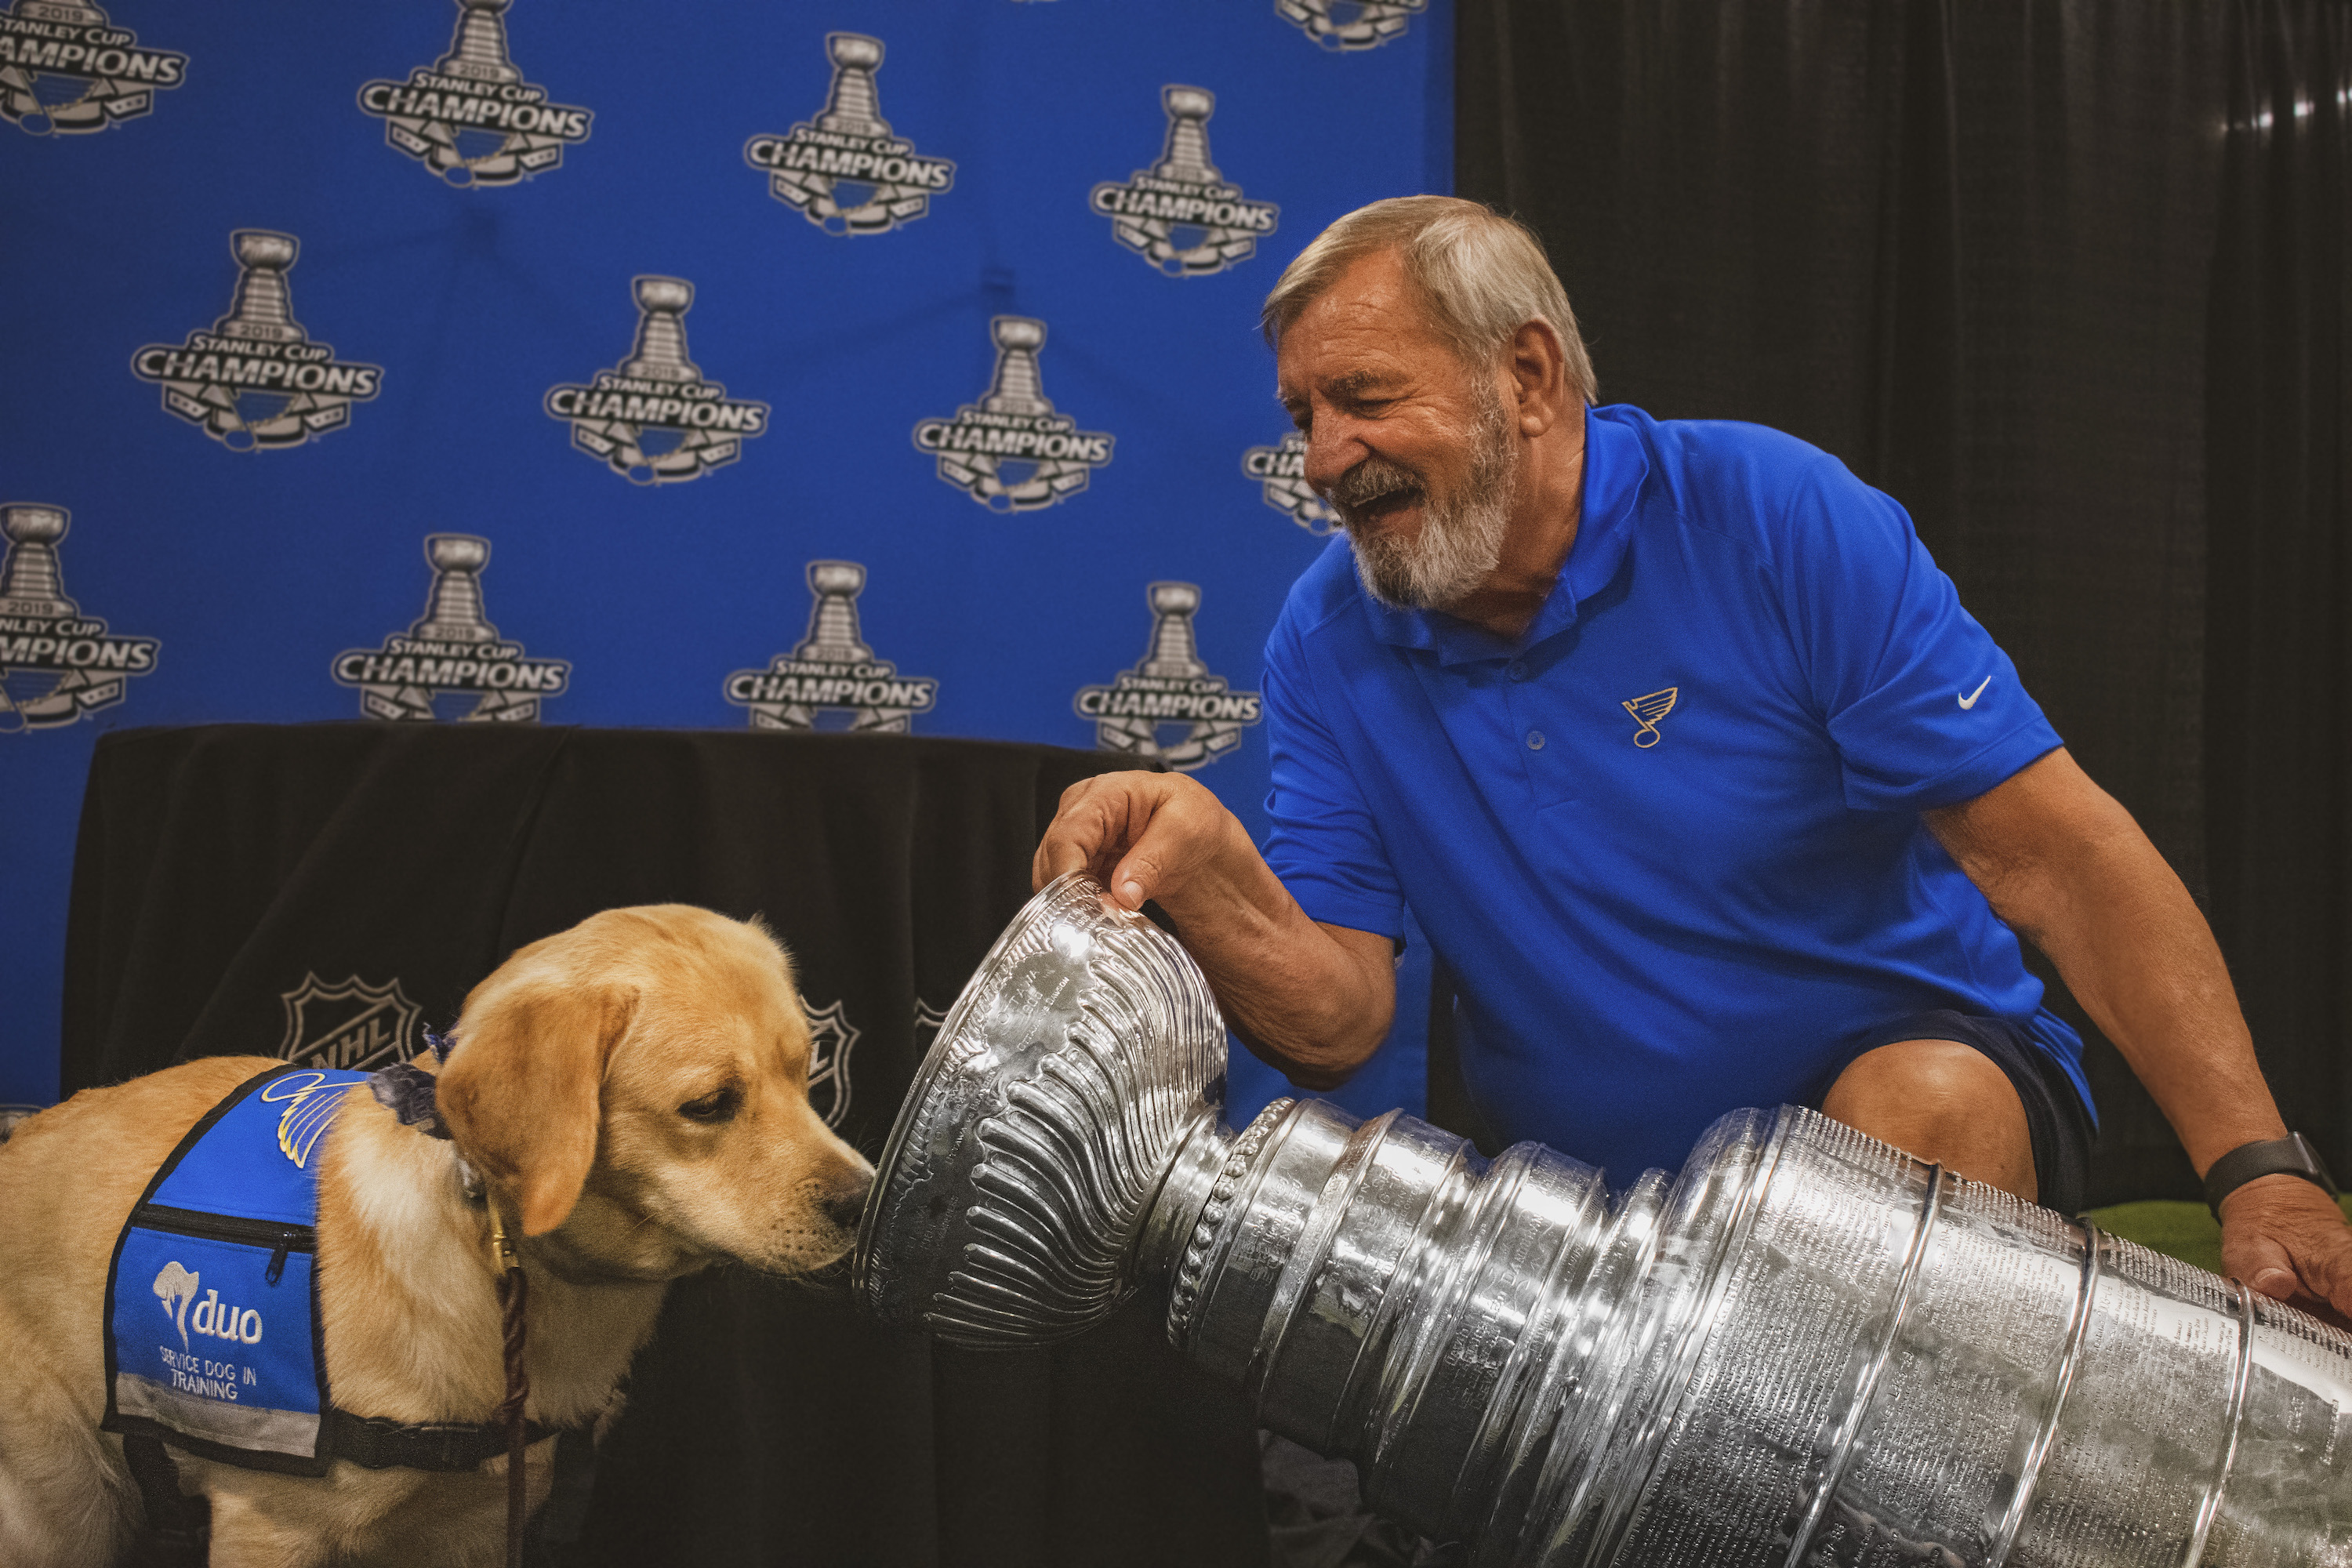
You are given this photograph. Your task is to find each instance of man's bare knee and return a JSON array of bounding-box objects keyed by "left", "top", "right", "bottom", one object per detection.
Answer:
[{"left": 1820, "top": 1039, "right": 2036, "bottom": 1201}]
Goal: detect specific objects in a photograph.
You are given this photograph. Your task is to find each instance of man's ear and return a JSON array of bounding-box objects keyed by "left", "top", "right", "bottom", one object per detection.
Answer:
[
  {"left": 437, "top": 980, "right": 637, "bottom": 1236},
  {"left": 1508, "top": 318, "right": 1567, "bottom": 435}
]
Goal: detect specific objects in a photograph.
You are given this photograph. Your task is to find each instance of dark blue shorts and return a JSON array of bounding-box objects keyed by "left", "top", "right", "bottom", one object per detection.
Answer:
[{"left": 1805, "top": 1009, "right": 2095, "bottom": 1216}]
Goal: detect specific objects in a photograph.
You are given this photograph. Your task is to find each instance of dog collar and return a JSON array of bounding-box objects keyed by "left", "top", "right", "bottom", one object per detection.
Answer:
[{"left": 368, "top": 1029, "right": 456, "bottom": 1141}]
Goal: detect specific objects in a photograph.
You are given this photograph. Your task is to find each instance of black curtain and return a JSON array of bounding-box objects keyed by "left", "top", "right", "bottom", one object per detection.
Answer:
[{"left": 1456, "top": 0, "right": 2349, "bottom": 1206}]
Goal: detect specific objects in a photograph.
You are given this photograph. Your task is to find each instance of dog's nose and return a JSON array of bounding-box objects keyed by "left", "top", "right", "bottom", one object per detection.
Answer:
[{"left": 823, "top": 1169, "right": 873, "bottom": 1234}]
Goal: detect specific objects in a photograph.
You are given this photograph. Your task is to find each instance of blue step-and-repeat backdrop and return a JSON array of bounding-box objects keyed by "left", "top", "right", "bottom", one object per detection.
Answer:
[{"left": 0, "top": 0, "right": 1452, "bottom": 1114}]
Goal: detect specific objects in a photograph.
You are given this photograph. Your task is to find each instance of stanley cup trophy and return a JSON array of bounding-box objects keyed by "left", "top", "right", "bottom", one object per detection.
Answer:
[
  {"left": 858, "top": 874, "right": 2352, "bottom": 1567},
  {"left": 1154, "top": 85, "right": 1221, "bottom": 187},
  {"left": 411, "top": 534, "right": 497, "bottom": 646},
  {"left": 0, "top": 503, "right": 77, "bottom": 621},
  {"left": 622, "top": 277, "right": 700, "bottom": 383},
  {"left": 798, "top": 561, "right": 874, "bottom": 668},
  {"left": 435, "top": 0, "right": 522, "bottom": 85},
  {"left": 817, "top": 32, "right": 887, "bottom": 138}
]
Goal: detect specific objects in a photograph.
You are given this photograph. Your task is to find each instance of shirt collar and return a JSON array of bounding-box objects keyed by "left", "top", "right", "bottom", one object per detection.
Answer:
[{"left": 1360, "top": 404, "right": 1650, "bottom": 666}]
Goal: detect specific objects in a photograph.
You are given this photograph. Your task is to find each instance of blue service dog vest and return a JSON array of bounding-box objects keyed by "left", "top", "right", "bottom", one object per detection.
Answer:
[{"left": 103, "top": 1065, "right": 366, "bottom": 1475}]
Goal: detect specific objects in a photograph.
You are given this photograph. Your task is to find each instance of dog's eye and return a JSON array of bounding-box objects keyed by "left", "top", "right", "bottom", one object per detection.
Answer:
[{"left": 680, "top": 1087, "right": 739, "bottom": 1123}]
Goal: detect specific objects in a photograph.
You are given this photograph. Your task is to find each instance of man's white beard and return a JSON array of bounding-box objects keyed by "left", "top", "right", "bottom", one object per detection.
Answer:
[{"left": 1331, "top": 390, "right": 1518, "bottom": 612}]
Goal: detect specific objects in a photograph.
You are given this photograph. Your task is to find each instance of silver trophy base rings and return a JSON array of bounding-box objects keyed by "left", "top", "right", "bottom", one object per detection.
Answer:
[{"left": 855, "top": 874, "right": 2352, "bottom": 1566}]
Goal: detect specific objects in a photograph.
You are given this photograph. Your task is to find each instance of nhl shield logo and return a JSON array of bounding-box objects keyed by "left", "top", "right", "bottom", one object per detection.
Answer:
[
  {"left": 0, "top": 503, "right": 160, "bottom": 731},
  {"left": 912, "top": 317, "right": 1115, "bottom": 511},
  {"left": 277, "top": 974, "right": 423, "bottom": 1073},
  {"left": 1074, "top": 583, "right": 1263, "bottom": 771},
  {"left": 1242, "top": 431, "right": 1338, "bottom": 534},
  {"left": 332, "top": 534, "right": 571, "bottom": 722},
  {"left": 1277, "top": 0, "right": 1425, "bottom": 51},
  {"left": 0, "top": 0, "right": 187, "bottom": 136},
  {"left": 544, "top": 276, "right": 771, "bottom": 485},
  {"left": 1091, "top": 86, "right": 1279, "bottom": 278},
  {"left": 129, "top": 231, "right": 385, "bottom": 453},
  {"left": 745, "top": 32, "right": 954, "bottom": 236},
  {"left": 725, "top": 561, "right": 939, "bottom": 733},
  {"left": 802, "top": 997, "right": 858, "bottom": 1129},
  {"left": 358, "top": 0, "right": 592, "bottom": 187}
]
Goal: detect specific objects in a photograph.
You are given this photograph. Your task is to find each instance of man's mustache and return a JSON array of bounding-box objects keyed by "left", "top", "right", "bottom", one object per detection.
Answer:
[{"left": 1327, "top": 458, "right": 1422, "bottom": 520}]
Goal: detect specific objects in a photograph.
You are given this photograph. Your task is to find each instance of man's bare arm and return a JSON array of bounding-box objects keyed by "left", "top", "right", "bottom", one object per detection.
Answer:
[
  {"left": 1927, "top": 746, "right": 2352, "bottom": 1322},
  {"left": 1033, "top": 771, "right": 1395, "bottom": 1087}
]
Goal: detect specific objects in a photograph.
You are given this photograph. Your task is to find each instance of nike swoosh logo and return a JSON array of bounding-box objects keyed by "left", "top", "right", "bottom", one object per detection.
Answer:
[{"left": 1958, "top": 677, "right": 1992, "bottom": 710}]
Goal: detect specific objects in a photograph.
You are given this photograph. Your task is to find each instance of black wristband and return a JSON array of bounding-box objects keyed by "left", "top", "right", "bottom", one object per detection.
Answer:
[{"left": 2203, "top": 1133, "right": 2340, "bottom": 1218}]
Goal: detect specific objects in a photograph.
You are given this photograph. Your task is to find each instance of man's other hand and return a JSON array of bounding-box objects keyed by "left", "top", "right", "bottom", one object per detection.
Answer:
[
  {"left": 2220, "top": 1175, "right": 2352, "bottom": 1329},
  {"left": 1033, "top": 772, "right": 1244, "bottom": 912},
  {"left": 1032, "top": 771, "right": 1396, "bottom": 1084}
]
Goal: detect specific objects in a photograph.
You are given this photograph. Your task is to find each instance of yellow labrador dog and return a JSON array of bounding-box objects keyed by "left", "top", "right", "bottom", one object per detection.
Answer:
[{"left": 0, "top": 904, "right": 874, "bottom": 1566}]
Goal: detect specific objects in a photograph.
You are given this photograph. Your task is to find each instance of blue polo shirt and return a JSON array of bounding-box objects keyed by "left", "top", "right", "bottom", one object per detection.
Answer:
[{"left": 1261, "top": 402, "right": 2090, "bottom": 1180}]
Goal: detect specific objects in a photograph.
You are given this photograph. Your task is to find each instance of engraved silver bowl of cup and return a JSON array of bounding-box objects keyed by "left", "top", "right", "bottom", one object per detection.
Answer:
[{"left": 855, "top": 873, "right": 2352, "bottom": 1566}]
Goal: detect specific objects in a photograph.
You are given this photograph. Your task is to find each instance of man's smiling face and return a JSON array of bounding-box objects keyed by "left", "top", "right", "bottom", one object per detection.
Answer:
[{"left": 1276, "top": 248, "right": 1518, "bottom": 610}]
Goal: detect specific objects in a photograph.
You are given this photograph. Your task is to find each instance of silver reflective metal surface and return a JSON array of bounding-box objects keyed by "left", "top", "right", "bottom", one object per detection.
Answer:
[
  {"left": 853, "top": 872, "right": 1224, "bottom": 1345},
  {"left": 857, "top": 873, "right": 2352, "bottom": 1566}
]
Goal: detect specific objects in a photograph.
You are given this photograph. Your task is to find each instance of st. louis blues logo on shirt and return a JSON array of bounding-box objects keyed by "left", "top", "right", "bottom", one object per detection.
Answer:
[
  {"left": 1090, "top": 86, "right": 1279, "bottom": 278},
  {"left": 1243, "top": 430, "right": 1338, "bottom": 534},
  {"left": 744, "top": 32, "right": 954, "bottom": 236},
  {"left": 358, "top": 0, "right": 592, "bottom": 187},
  {"left": 0, "top": 0, "right": 186, "bottom": 136},
  {"left": 913, "top": 317, "right": 1114, "bottom": 511},
  {"left": 131, "top": 231, "right": 384, "bottom": 452},
  {"left": 332, "top": 534, "right": 571, "bottom": 723},
  {"left": 1074, "top": 583, "right": 1263, "bottom": 771},
  {"left": 725, "top": 561, "right": 939, "bottom": 732},
  {"left": 1276, "top": 0, "right": 1425, "bottom": 52},
  {"left": 1623, "top": 687, "right": 1677, "bottom": 747},
  {"left": 544, "top": 276, "right": 771, "bottom": 485},
  {"left": 0, "top": 503, "right": 159, "bottom": 731}
]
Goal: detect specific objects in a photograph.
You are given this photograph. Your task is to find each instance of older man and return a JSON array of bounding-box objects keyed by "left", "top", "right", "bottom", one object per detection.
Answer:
[{"left": 1036, "top": 196, "right": 2352, "bottom": 1321}]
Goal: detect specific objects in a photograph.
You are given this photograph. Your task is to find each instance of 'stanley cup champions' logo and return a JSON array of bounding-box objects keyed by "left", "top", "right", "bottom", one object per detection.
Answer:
[
  {"left": 913, "top": 317, "right": 1114, "bottom": 511},
  {"left": 0, "top": 0, "right": 184, "bottom": 136},
  {"left": 1277, "top": 0, "right": 1425, "bottom": 52},
  {"left": 358, "top": 0, "right": 591, "bottom": 187},
  {"left": 0, "top": 503, "right": 159, "bottom": 732},
  {"left": 1091, "top": 86, "right": 1278, "bottom": 278},
  {"left": 746, "top": 33, "right": 953, "bottom": 236},
  {"left": 545, "top": 277, "right": 770, "bottom": 485},
  {"left": 333, "top": 534, "right": 570, "bottom": 723},
  {"left": 277, "top": 973, "right": 423, "bottom": 1073},
  {"left": 1075, "top": 583, "right": 1263, "bottom": 772},
  {"left": 131, "top": 231, "right": 384, "bottom": 453},
  {"left": 726, "top": 561, "right": 939, "bottom": 733},
  {"left": 1243, "top": 430, "right": 1338, "bottom": 534}
]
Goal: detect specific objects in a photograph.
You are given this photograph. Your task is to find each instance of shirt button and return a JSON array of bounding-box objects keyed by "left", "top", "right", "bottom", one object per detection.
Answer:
[
  {"left": 1526, "top": 729, "right": 1546, "bottom": 751},
  {"left": 1508, "top": 661, "right": 1530, "bottom": 681}
]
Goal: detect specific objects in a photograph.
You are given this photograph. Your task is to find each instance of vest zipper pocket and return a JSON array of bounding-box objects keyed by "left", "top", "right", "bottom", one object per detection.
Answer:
[{"left": 134, "top": 1202, "right": 318, "bottom": 1259}]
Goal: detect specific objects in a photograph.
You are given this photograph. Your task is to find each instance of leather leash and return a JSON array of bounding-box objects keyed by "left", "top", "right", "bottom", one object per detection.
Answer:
[{"left": 488, "top": 1199, "right": 528, "bottom": 1568}]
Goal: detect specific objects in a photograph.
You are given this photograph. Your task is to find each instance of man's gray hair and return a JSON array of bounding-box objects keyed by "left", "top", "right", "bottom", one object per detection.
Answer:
[{"left": 1261, "top": 196, "right": 1596, "bottom": 405}]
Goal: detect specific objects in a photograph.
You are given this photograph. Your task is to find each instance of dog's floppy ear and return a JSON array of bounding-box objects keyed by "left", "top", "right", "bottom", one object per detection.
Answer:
[{"left": 437, "top": 978, "right": 637, "bottom": 1236}]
